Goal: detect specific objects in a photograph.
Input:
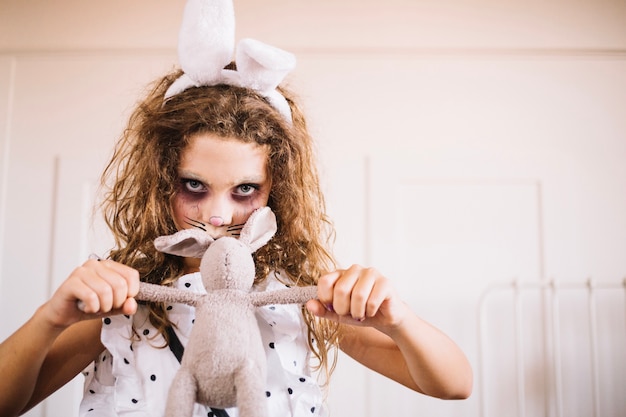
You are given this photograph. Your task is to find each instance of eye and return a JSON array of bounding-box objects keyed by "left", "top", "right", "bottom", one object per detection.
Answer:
[
  {"left": 234, "top": 183, "right": 259, "bottom": 197},
  {"left": 182, "top": 179, "right": 206, "bottom": 193}
]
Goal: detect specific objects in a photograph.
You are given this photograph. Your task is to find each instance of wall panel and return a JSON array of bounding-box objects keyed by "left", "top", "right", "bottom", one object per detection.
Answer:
[{"left": 0, "top": 57, "right": 15, "bottom": 320}]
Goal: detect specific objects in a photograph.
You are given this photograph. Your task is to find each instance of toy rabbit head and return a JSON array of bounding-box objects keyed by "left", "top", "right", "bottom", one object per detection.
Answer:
[{"left": 154, "top": 207, "right": 277, "bottom": 291}]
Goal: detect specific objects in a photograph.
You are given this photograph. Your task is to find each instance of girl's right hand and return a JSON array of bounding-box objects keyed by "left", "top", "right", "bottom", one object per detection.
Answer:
[{"left": 40, "top": 258, "right": 140, "bottom": 329}]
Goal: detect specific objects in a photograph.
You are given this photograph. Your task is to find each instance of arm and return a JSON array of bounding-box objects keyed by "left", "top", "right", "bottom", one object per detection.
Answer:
[
  {"left": 1, "top": 318, "right": 104, "bottom": 416},
  {"left": 0, "top": 258, "right": 139, "bottom": 416},
  {"left": 337, "top": 312, "right": 472, "bottom": 399},
  {"left": 306, "top": 264, "right": 473, "bottom": 400},
  {"left": 136, "top": 282, "right": 204, "bottom": 306},
  {"left": 250, "top": 285, "right": 318, "bottom": 307}
]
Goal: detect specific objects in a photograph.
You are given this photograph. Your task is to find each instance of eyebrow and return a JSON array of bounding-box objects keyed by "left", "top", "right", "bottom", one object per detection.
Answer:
[
  {"left": 177, "top": 170, "right": 267, "bottom": 186},
  {"left": 177, "top": 170, "right": 206, "bottom": 184}
]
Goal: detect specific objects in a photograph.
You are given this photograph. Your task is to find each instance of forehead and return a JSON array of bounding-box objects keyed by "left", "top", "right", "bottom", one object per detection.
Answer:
[{"left": 179, "top": 133, "right": 269, "bottom": 181}]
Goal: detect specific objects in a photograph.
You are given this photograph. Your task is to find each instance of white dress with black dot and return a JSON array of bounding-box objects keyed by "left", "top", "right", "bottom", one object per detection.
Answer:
[{"left": 79, "top": 271, "right": 328, "bottom": 417}]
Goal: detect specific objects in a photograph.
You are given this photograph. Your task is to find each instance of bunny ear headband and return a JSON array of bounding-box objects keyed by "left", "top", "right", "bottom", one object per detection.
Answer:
[{"left": 165, "top": 0, "right": 296, "bottom": 123}]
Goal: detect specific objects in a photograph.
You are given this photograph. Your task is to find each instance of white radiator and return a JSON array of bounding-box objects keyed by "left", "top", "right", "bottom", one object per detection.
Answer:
[{"left": 478, "top": 278, "right": 626, "bottom": 417}]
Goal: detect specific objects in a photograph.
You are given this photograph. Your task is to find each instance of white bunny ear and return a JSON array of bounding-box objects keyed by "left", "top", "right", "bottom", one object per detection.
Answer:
[
  {"left": 154, "top": 229, "right": 215, "bottom": 258},
  {"left": 165, "top": 0, "right": 235, "bottom": 99},
  {"left": 239, "top": 207, "right": 278, "bottom": 253},
  {"left": 164, "top": 0, "right": 296, "bottom": 123},
  {"left": 179, "top": 0, "right": 234, "bottom": 84},
  {"left": 235, "top": 39, "right": 296, "bottom": 122},
  {"left": 236, "top": 39, "right": 296, "bottom": 92}
]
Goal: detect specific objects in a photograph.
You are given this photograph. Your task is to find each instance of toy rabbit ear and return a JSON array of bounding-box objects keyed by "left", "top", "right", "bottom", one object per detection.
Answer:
[
  {"left": 239, "top": 207, "right": 277, "bottom": 253},
  {"left": 154, "top": 228, "right": 215, "bottom": 258}
]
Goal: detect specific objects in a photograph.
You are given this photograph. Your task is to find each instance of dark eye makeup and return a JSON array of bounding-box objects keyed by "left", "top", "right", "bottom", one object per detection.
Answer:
[
  {"left": 181, "top": 178, "right": 206, "bottom": 193},
  {"left": 178, "top": 178, "right": 263, "bottom": 203},
  {"left": 235, "top": 183, "right": 260, "bottom": 197}
]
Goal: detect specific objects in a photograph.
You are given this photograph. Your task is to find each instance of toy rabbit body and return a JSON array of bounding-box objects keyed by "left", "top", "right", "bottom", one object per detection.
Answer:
[{"left": 135, "top": 207, "right": 317, "bottom": 417}]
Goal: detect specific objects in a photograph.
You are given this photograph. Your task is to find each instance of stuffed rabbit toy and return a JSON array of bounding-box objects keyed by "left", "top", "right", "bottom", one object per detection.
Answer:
[{"left": 136, "top": 207, "right": 317, "bottom": 417}]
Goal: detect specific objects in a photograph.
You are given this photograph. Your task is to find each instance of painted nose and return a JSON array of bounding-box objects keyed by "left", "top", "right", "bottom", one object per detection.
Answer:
[
  {"left": 202, "top": 199, "right": 233, "bottom": 228},
  {"left": 208, "top": 216, "right": 225, "bottom": 227}
]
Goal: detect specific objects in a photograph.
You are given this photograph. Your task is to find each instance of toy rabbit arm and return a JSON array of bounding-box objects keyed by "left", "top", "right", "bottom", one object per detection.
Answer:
[
  {"left": 136, "top": 282, "right": 204, "bottom": 307},
  {"left": 250, "top": 285, "right": 318, "bottom": 307}
]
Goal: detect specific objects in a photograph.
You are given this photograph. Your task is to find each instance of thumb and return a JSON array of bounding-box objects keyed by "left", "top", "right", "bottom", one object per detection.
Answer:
[
  {"left": 120, "top": 297, "right": 138, "bottom": 316},
  {"left": 305, "top": 299, "right": 329, "bottom": 318}
]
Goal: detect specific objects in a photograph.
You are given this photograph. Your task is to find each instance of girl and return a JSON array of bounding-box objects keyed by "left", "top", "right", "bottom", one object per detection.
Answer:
[
  {"left": 0, "top": 2, "right": 472, "bottom": 415},
  {"left": 0, "top": 69, "right": 472, "bottom": 417}
]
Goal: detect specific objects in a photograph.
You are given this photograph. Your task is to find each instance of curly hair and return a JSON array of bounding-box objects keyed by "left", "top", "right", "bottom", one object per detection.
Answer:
[{"left": 99, "top": 68, "right": 340, "bottom": 379}]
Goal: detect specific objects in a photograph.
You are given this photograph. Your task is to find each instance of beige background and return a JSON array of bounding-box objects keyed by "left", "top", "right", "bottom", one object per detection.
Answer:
[{"left": 1, "top": 1, "right": 625, "bottom": 416}]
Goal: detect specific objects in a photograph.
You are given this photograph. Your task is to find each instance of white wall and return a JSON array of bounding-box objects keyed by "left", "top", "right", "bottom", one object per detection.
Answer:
[{"left": 1, "top": 1, "right": 625, "bottom": 417}]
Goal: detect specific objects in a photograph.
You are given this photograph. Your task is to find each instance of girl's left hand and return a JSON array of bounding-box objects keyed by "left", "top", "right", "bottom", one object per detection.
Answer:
[{"left": 305, "top": 264, "right": 409, "bottom": 333}]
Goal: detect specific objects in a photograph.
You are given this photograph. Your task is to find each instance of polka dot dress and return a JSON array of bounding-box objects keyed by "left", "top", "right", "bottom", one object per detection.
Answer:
[{"left": 79, "top": 271, "right": 327, "bottom": 417}]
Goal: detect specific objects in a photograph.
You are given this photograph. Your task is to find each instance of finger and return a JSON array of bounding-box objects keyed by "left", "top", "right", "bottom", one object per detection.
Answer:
[
  {"left": 349, "top": 267, "right": 378, "bottom": 320},
  {"left": 72, "top": 259, "right": 139, "bottom": 315},
  {"left": 305, "top": 299, "right": 328, "bottom": 317},
  {"left": 119, "top": 297, "right": 138, "bottom": 316},
  {"left": 305, "top": 299, "right": 371, "bottom": 328},
  {"left": 100, "top": 260, "right": 141, "bottom": 297},
  {"left": 97, "top": 297, "right": 139, "bottom": 320},
  {"left": 316, "top": 270, "right": 342, "bottom": 310},
  {"left": 329, "top": 265, "right": 361, "bottom": 317},
  {"left": 83, "top": 259, "right": 140, "bottom": 309},
  {"left": 305, "top": 299, "right": 348, "bottom": 324},
  {"left": 70, "top": 273, "right": 103, "bottom": 314},
  {"left": 80, "top": 270, "right": 115, "bottom": 313},
  {"left": 94, "top": 260, "right": 142, "bottom": 310},
  {"left": 75, "top": 260, "right": 126, "bottom": 313},
  {"left": 365, "top": 276, "right": 393, "bottom": 318}
]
